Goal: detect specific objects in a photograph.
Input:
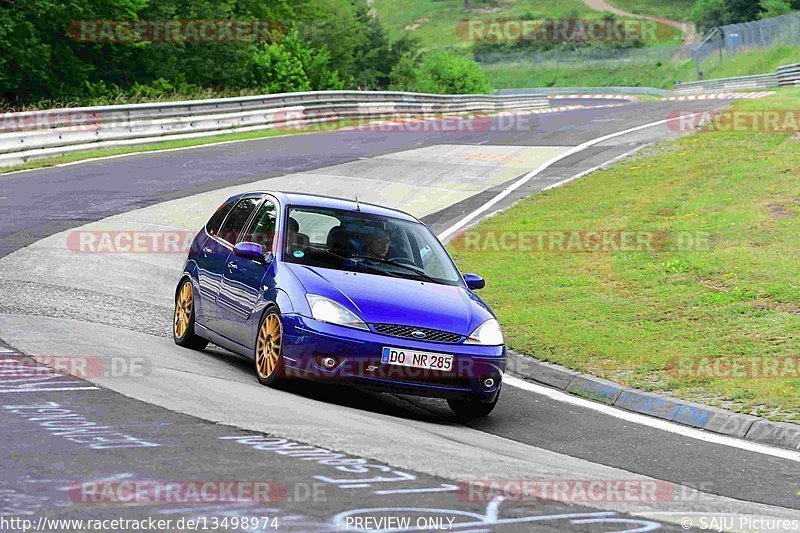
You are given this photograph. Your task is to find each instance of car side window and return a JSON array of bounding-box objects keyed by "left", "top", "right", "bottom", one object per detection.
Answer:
[
  {"left": 206, "top": 199, "right": 236, "bottom": 237},
  {"left": 241, "top": 199, "right": 277, "bottom": 250},
  {"left": 217, "top": 197, "right": 259, "bottom": 245}
]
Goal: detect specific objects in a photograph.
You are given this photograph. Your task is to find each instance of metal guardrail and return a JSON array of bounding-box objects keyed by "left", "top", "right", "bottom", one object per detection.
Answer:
[
  {"left": 674, "top": 62, "right": 800, "bottom": 94},
  {"left": 777, "top": 63, "right": 800, "bottom": 86},
  {"left": 0, "top": 91, "right": 548, "bottom": 168},
  {"left": 673, "top": 73, "right": 779, "bottom": 94},
  {"left": 495, "top": 87, "right": 670, "bottom": 97}
]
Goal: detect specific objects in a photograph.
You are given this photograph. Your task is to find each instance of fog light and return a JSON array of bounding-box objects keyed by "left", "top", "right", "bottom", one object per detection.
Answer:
[
  {"left": 482, "top": 377, "right": 496, "bottom": 389},
  {"left": 322, "top": 357, "right": 337, "bottom": 370}
]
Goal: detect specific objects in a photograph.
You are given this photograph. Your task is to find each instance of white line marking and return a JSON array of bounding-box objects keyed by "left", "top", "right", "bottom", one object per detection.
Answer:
[
  {"left": 0, "top": 387, "right": 100, "bottom": 393},
  {"left": 504, "top": 375, "right": 800, "bottom": 462},
  {"left": 437, "top": 110, "right": 712, "bottom": 241},
  {"left": 374, "top": 484, "right": 459, "bottom": 495},
  {"left": 542, "top": 143, "right": 651, "bottom": 192}
]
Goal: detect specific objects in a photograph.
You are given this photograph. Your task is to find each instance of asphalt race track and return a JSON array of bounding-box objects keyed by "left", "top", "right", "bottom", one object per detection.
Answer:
[{"left": 1, "top": 99, "right": 799, "bottom": 532}]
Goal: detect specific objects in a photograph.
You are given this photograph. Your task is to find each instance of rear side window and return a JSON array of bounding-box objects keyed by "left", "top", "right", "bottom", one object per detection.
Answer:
[
  {"left": 206, "top": 200, "right": 236, "bottom": 237},
  {"left": 217, "top": 197, "right": 259, "bottom": 244},
  {"left": 241, "top": 199, "right": 277, "bottom": 250}
]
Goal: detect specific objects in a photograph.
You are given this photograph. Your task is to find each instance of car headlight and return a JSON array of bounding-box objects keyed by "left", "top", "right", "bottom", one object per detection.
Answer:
[
  {"left": 306, "top": 294, "right": 369, "bottom": 331},
  {"left": 465, "top": 319, "right": 504, "bottom": 346}
]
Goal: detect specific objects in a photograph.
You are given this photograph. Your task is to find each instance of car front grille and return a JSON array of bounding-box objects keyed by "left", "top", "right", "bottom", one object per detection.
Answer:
[{"left": 371, "top": 324, "right": 463, "bottom": 344}]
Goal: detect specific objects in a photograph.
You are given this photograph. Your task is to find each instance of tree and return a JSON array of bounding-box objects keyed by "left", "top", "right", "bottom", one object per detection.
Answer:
[
  {"left": 249, "top": 29, "right": 343, "bottom": 93},
  {"left": 692, "top": 0, "right": 731, "bottom": 33},
  {"left": 759, "top": 0, "right": 793, "bottom": 19},
  {"left": 728, "top": 0, "right": 763, "bottom": 22},
  {"left": 389, "top": 50, "right": 490, "bottom": 94}
]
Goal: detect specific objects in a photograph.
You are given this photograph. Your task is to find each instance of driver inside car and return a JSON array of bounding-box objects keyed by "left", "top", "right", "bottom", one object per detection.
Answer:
[{"left": 365, "top": 228, "right": 391, "bottom": 260}]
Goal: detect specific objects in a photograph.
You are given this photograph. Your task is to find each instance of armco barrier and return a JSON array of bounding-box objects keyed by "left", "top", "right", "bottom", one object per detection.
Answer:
[
  {"left": 674, "top": 61, "right": 800, "bottom": 94},
  {"left": 0, "top": 90, "right": 548, "bottom": 168},
  {"left": 496, "top": 86, "right": 669, "bottom": 97},
  {"left": 776, "top": 62, "right": 800, "bottom": 86},
  {"left": 673, "top": 73, "right": 779, "bottom": 95}
]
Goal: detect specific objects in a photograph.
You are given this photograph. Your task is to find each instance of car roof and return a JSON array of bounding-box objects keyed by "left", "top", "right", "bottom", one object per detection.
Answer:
[{"left": 249, "top": 191, "right": 420, "bottom": 223}]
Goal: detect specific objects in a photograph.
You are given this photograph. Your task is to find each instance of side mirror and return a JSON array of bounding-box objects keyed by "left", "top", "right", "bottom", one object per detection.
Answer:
[
  {"left": 463, "top": 273, "right": 485, "bottom": 291},
  {"left": 234, "top": 242, "right": 266, "bottom": 262}
]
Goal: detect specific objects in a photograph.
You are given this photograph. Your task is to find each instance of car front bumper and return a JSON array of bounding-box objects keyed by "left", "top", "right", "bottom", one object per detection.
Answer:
[{"left": 281, "top": 315, "right": 506, "bottom": 402}]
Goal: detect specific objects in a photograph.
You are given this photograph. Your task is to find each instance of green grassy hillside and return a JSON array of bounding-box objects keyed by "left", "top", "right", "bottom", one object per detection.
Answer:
[{"left": 372, "top": 0, "right": 683, "bottom": 50}]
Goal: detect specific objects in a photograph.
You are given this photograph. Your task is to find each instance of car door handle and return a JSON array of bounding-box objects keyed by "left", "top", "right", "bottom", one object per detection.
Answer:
[
  {"left": 227, "top": 261, "right": 239, "bottom": 271},
  {"left": 202, "top": 246, "right": 213, "bottom": 256}
]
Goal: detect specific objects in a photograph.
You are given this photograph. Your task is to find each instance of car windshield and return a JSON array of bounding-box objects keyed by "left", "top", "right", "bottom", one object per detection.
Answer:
[{"left": 283, "top": 206, "right": 464, "bottom": 287}]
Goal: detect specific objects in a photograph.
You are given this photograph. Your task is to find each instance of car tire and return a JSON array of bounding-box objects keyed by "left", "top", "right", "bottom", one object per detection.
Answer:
[
  {"left": 447, "top": 388, "right": 500, "bottom": 420},
  {"left": 254, "top": 306, "right": 285, "bottom": 386},
  {"left": 173, "top": 279, "right": 209, "bottom": 351}
]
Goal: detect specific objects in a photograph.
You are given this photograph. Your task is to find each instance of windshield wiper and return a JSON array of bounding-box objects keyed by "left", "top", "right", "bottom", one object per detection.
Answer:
[
  {"left": 351, "top": 255, "right": 440, "bottom": 284},
  {"left": 318, "top": 249, "right": 403, "bottom": 279}
]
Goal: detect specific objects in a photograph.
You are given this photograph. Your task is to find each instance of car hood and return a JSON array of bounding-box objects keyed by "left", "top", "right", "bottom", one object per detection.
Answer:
[{"left": 285, "top": 264, "right": 493, "bottom": 335}]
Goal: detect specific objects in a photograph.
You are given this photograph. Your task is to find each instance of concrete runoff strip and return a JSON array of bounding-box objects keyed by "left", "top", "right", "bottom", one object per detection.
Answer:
[{"left": 505, "top": 352, "right": 800, "bottom": 452}]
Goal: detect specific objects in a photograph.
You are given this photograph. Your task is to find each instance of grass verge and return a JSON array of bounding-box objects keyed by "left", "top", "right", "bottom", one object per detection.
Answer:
[
  {"left": 484, "top": 60, "right": 695, "bottom": 90},
  {"left": 483, "top": 44, "right": 800, "bottom": 90},
  {"left": 449, "top": 88, "right": 800, "bottom": 423},
  {"left": 698, "top": 45, "right": 800, "bottom": 81}
]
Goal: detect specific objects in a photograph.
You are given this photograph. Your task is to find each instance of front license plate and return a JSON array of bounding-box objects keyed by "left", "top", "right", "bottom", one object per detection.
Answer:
[{"left": 381, "top": 347, "right": 454, "bottom": 372}]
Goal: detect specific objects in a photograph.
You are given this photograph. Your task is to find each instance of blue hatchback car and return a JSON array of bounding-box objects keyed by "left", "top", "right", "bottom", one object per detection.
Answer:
[{"left": 173, "top": 192, "right": 506, "bottom": 418}]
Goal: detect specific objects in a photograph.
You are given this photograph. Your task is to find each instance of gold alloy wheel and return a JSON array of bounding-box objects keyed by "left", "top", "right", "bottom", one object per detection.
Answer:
[
  {"left": 256, "top": 313, "right": 282, "bottom": 380},
  {"left": 173, "top": 282, "right": 193, "bottom": 339}
]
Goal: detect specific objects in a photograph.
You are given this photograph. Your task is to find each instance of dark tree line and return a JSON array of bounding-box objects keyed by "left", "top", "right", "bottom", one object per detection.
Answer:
[
  {"left": 693, "top": 0, "right": 800, "bottom": 34},
  {"left": 1, "top": 0, "right": 480, "bottom": 108}
]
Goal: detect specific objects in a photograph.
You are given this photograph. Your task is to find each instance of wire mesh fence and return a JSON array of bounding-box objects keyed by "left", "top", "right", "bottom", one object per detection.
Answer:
[
  {"left": 692, "top": 13, "right": 800, "bottom": 77},
  {"left": 473, "top": 13, "right": 800, "bottom": 76}
]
